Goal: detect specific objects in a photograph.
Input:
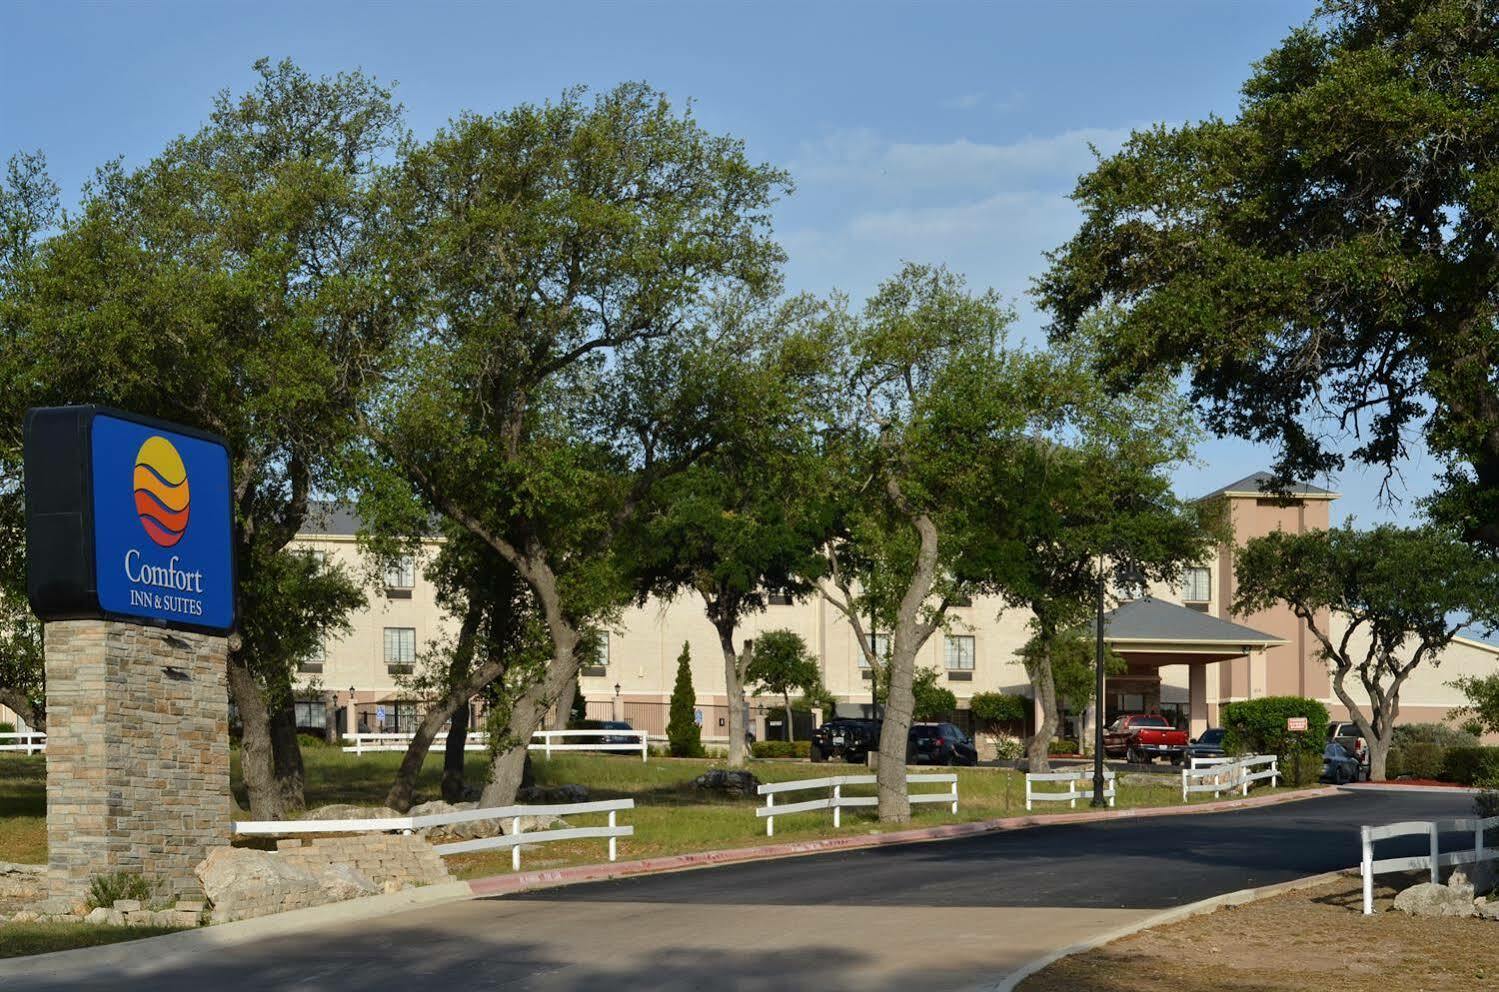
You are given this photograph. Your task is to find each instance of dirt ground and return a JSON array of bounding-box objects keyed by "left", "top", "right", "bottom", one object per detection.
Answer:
[{"left": 1020, "top": 875, "right": 1499, "bottom": 992}]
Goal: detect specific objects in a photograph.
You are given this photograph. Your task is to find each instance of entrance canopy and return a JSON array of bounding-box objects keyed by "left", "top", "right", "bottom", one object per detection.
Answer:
[{"left": 1100, "top": 596, "right": 1285, "bottom": 664}]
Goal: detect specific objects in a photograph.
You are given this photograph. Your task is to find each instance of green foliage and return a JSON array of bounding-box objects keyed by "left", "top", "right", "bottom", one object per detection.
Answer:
[
  {"left": 0, "top": 722, "right": 11, "bottom": 734},
  {"left": 1475, "top": 790, "right": 1499, "bottom": 820},
  {"left": 1386, "top": 746, "right": 1406, "bottom": 779},
  {"left": 87, "top": 871, "right": 156, "bottom": 911},
  {"left": 1221, "top": 696, "right": 1328, "bottom": 786},
  {"left": 1038, "top": 2, "right": 1499, "bottom": 552},
  {"left": 1441, "top": 747, "right": 1499, "bottom": 787},
  {"left": 990, "top": 735, "right": 1024, "bottom": 761},
  {"left": 1392, "top": 723, "right": 1480, "bottom": 751},
  {"left": 969, "top": 692, "right": 1028, "bottom": 731},
  {"left": 750, "top": 741, "right": 811, "bottom": 759},
  {"left": 911, "top": 668, "right": 957, "bottom": 721},
  {"left": 1047, "top": 739, "right": 1080, "bottom": 756},
  {"left": 745, "top": 631, "right": 822, "bottom": 712},
  {"left": 1451, "top": 673, "right": 1499, "bottom": 738},
  {"left": 667, "top": 643, "right": 703, "bottom": 758},
  {"left": 570, "top": 680, "right": 588, "bottom": 727},
  {"left": 1403, "top": 742, "right": 1447, "bottom": 780}
]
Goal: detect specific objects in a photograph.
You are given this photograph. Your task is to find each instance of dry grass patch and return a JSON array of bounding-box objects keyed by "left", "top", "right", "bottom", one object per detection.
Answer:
[{"left": 1020, "top": 875, "right": 1499, "bottom": 992}]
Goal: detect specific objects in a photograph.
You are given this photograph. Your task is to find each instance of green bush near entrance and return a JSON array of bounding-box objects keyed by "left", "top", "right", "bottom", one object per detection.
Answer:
[
  {"left": 1222, "top": 696, "right": 1328, "bottom": 787},
  {"left": 751, "top": 740, "right": 811, "bottom": 759}
]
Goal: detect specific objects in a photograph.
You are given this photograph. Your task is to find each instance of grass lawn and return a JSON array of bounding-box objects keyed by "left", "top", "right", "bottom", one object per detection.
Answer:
[
  {"left": 1019, "top": 874, "right": 1499, "bottom": 992},
  {"left": 3, "top": 747, "right": 1294, "bottom": 881},
  {"left": 0, "top": 921, "right": 184, "bottom": 959}
]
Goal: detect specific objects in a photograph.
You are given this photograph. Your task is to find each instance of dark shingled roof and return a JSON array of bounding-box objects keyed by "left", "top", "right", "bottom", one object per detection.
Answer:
[
  {"left": 299, "top": 500, "right": 361, "bottom": 536},
  {"left": 1103, "top": 596, "right": 1284, "bottom": 647},
  {"left": 1197, "top": 471, "right": 1338, "bottom": 501}
]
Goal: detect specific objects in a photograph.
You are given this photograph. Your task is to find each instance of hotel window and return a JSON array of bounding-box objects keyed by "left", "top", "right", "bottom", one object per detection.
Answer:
[
  {"left": 582, "top": 633, "right": 609, "bottom": 678},
  {"left": 860, "top": 633, "right": 891, "bottom": 676},
  {"left": 1182, "top": 567, "right": 1211, "bottom": 608},
  {"left": 944, "top": 635, "right": 975, "bottom": 679},
  {"left": 297, "top": 638, "right": 326, "bottom": 674},
  {"left": 306, "top": 548, "right": 327, "bottom": 568},
  {"left": 767, "top": 588, "right": 794, "bottom": 606},
  {"left": 385, "top": 556, "right": 415, "bottom": 598},
  {"left": 293, "top": 700, "right": 327, "bottom": 731},
  {"left": 384, "top": 627, "right": 416, "bottom": 673}
]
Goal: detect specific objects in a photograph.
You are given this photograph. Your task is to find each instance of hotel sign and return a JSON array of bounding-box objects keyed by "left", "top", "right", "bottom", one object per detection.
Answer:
[
  {"left": 1286, "top": 717, "right": 1309, "bottom": 732},
  {"left": 24, "top": 407, "right": 236, "bottom": 634}
]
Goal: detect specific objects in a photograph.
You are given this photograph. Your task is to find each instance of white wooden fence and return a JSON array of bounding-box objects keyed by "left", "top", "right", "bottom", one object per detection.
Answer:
[
  {"left": 1180, "top": 755, "right": 1279, "bottom": 801},
  {"left": 756, "top": 773, "right": 959, "bottom": 836},
  {"left": 0, "top": 732, "right": 45, "bottom": 755},
  {"left": 1360, "top": 816, "right": 1499, "bottom": 914},
  {"left": 233, "top": 797, "right": 635, "bottom": 871},
  {"left": 1024, "top": 769, "right": 1117, "bottom": 811},
  {"left": 343, "top": 732, "right": 490, "bottom": 755},
  {"left": 531, "top": 729, "right": 649, "bottom": 762}
]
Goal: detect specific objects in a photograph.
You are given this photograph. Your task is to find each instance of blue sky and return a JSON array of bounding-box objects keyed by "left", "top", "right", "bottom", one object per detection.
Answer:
[{"left": 1, "top": 0, "right": 1441, "bottom": 525}]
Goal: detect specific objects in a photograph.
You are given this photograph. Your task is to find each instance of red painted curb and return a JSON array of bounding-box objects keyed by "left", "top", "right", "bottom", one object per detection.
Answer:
[{"left": 465, "top": 786, "right": 1342, "bottom": 898}]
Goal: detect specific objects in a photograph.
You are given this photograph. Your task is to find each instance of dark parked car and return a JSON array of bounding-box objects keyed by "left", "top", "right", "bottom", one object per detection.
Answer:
[
  {"left": 909, "top": 722, "right": 978, "bottom": 766},
  {"left": 1184, "top": 728, "right": 1227, "bottom": 763},
  {"left": 1327, "top": 721, "right": 1370, "bottom": 773},
  {"left": 811, "top": 718, "right": 882, "bottom": 763},
  {"left": 599, "top": 720, "right": 638, "bottom": 747},
  {"left": 1321, "top": 741, "right": 1363, "bottom": 784}
]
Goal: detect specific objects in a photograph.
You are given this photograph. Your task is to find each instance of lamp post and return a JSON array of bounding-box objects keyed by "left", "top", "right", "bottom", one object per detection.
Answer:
[
  {"left": 613, "top": 682, "right": 621, "bottom": 722},
  {"left": 347, "top": 685, "right": 357, "bottom": 738},
  {"left": 1094, "top": 560, "right": 1143, "bottom": 808}
]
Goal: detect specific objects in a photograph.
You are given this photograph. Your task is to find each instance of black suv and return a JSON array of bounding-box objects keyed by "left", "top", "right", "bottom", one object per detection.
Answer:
[
  {"left": 811, "top": 718, "right": 882, "bottom": 763},
  {"left": 909, "top": 722, "right": 979, "bottom": 766}
]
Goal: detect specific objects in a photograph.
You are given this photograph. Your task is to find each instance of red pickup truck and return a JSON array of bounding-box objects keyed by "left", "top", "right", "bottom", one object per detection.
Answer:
[{"left": 1103, "top": 714, "right": 1189, "bottom": 764}]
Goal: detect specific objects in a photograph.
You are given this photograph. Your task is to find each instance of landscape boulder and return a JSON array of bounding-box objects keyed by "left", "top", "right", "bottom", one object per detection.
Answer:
[
  {"left": 1466, "top": 860, "right": 1498, "bottom": 898},
  {"left": 302, "top": 804, "right": 402, "bottom": 822},
  {"left": 1392, "top": 881, "right": 1476, "bottom": 918},
  {"left": 517, "top": 784, "right": 591, "bottom": 805},
  {"left": 317, "top": 863, "right": 380, "bottom": 901},
  {"left": 0, "top": 862, "right": 47, "bottom": 913},
  {"left": 195, "top": 847, "right": 332, "bottom": 923},
  {"left": 1447, "top": 869, "right": 1476, "bottom": 902},
  {"left": 409, "top": 800, "right": 566, "bottom": 841},
  {"left": 692, "top": 769, "right": 762, "bottom": 798}
]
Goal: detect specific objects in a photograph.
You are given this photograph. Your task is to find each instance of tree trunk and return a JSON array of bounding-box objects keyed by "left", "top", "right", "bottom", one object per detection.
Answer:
[
  {"left": 479, "top": 631, "right": 581, "bottom": 807},
  {"left": 323, "top": 692, "right": 337, "bottom": 744},
  {"left": 784, "top": 692, "right": 794, "bottom": 743},
  {"left": 1367, "top": 730, "right": 1391, "bottom": 783},
  {"left": 384, "top": 604, "right": 488, "bottom": 811},
  {"left": 875, "top": 639, "right": 916, "bottom": 824},
  {"left": 269, "top": 698, "right": 306, "bottom": 813},
  {"left": 552, "top": 677, "right": 577, "bottom": 732},
  {"left": 0, "top": 688, "right": 43, "bottom": 733},
  {"left": 1025, "top": 643, "right": 1059, "bottom": 774},
  {"left": 227, "top": 655, "right": 283, "bottom": 820},
  {"left": 441, "top": 704, "right": 471, "bottom": 803},
  {"left": 717, "top": 622, "right": 750, "bottom": 767}
]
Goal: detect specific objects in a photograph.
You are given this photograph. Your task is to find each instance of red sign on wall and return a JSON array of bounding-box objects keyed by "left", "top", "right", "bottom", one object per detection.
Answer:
[{"left": 1286, "top": 717, "right": 1309, "bottom": 732}]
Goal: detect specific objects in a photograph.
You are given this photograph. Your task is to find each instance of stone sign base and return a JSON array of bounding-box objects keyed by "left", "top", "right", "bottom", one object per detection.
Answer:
[{"left": 44, "top": 620, "right": 230, "bottom": 901}]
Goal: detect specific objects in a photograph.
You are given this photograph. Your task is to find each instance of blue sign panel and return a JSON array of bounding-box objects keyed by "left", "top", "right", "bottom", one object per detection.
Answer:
[{"left": 90, "top": 413, "right": 235, "bottom": 631}]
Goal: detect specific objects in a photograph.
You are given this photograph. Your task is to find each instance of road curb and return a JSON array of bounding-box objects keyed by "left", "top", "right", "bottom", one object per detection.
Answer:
[
  {"left": 976, "top": 868, "right": 1353, "bottom": 992},
  {"left": 468, "top": 786, "right": 1342, "bottom": 897}
]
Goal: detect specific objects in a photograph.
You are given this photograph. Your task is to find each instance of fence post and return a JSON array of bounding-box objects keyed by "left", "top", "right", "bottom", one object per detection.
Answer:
[
  {"left": 1429, "top": 822, "right": 1440, "bottom": 885},
  {"left": 608, "top": 809, "right": 618, "bottom": 862},
  {"left": 1181, "top": 767, "right": 1188, "bottom": 803},
  {"left": 1271, "top": 755, "right": 1279, "bottom": 789},
  {"left": 766, "top": 792, "right": 775, "bottom": 837},
  {"left": 1477, "top": 819, "right": 1485, "bottom": 871},
  {"left": 950, "top": 777, "right": 959, "bottom": 815},
  {"left": 1025, "top": 775, "right": 1032, "bottom": 812},
  {"left": 1241, "top": 759, "right": 1250, "bottom": 798},
  {"left": 832, "top": 783, "right": 842, "bottom": 829},
  {"left": 640, "top": 732, "right": 648, "bottom": 763},
  {"left": 544, "top": 733, "right": 552, "bottom": 760},
  {"left": 512, "top": 816, "right": 523, "bottom": 871},
  {"left": 1108, "top": 773, "right": 1116, "bottom": 809},
  {"left": 1069, "top": 777, "right": 1077, "bottom": 810},
  {"left": 1362, "top": 825, "right": 1374, "bottom": 915}
]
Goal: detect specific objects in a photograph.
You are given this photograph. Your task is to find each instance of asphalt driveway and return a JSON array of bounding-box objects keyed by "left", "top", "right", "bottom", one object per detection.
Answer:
[{"left": 8, "top": 789, "right": 1477, "bottom": 992}]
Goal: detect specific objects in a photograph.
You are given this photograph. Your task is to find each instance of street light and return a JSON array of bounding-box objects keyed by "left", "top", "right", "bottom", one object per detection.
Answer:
[{"left": 1093, "top": 559, "right": 1144, "bottom": 808}]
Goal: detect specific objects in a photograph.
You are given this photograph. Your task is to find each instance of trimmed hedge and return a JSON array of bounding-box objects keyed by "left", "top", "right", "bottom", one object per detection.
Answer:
[
  {"left": 1441, "top": 746, "right": 1499, "bottom": 786},
  {"left": 751, "top": 740, "right": 811, "bottom": 759},
  {"left": 1048, "top": 738, "right": 1080, "bottom": 756},
  {"left": 1402, "top": 741, "right": 1446, "bottom": 780},
  {"left": 1222, "top": 696, "right": 1329, "bottom": 787}
]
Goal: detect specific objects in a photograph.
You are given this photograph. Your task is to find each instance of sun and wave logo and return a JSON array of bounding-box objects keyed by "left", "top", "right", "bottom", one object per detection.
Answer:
[{"left": 133, "top": 436, "right": 191, "bottom": 548}]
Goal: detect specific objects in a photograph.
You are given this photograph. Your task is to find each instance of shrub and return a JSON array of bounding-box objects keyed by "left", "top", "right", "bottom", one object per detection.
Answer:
[
  {"left": 88, "top": 871, "right": 156, "bottom": 910},
  {"left": 1047, "top": 738, "right": 1079, "bottom": 756},
  {"left": 1392, "top": 722, "right": 1480, "bottom": 750},
  {"left": 970, "top": 692, "right": 1027, "bottom": 729},
  {"left": 1441, "top": 746, "right": 1499, "bottom": 786},
  {"left": 1475, "top": 790, "right": 1499, "bottom": 820},
  {"left": 750, "top": 740, "right": 811, "bottom": 759},
  {"left": 666, "top": 642, "right": 703, "bottom": 758},
  {"left": 1221, "top": 696, "right": 1328, "bottom": 783},
  {"left": 0, "top": 721, "right": 14, "bottom": 734},
  {"left": 298, "top": 732, "right": 338, "bottom": 749},
  {"left": 990, "top": 734, "right": 1024, "bottom": 761},
  {"left": 1402, "top": 741, "right": 1447, "bottom": 780}
]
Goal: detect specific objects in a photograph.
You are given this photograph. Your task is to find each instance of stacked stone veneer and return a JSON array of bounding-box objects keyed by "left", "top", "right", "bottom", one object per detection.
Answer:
[
  {"left": 45, "top": 620, "right": 230, "bottom": 901},
  {"left": 276, "top": 834, "right": 453, "bottom": 890}
]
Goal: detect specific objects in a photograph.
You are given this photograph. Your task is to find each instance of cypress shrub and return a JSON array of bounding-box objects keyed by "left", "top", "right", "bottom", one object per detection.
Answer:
[
  {"left": 1403, "top": 742, "right": 1446, "bottom": 780},
  {"left": 667, "top": 641, "right": 703, "bottom": 758},
  {"left": 1222, "top": 696, "right": 1329, "bottom": 786}
]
